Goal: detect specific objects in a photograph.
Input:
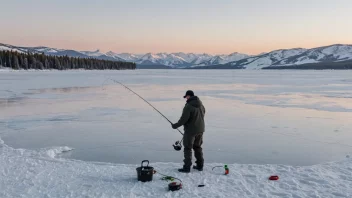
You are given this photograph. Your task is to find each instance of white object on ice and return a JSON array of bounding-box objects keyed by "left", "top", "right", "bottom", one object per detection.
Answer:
[{"left": 42, "top": 146, "right": 74, "bottom": 158}]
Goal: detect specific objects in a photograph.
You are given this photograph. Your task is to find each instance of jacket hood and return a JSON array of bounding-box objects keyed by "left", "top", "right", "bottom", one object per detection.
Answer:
[{"left": 186, "top": 96, "right": 202, "bottom": 108}]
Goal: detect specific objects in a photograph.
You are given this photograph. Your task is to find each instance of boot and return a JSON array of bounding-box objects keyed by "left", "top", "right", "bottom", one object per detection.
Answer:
[
  {"left": 178, "top": 166, "right": 191, "bottom": 173},
  {"left": 193, "top": 165, "right": 203, "bottom": 171}
]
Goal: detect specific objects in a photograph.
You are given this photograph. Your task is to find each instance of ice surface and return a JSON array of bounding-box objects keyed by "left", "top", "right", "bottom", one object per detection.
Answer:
[
  {"left": 1, "top": 70, "right": 352, "bottom": 166},
  {"left": 1, "top": 70, "right": 352, "bottom": 197}
]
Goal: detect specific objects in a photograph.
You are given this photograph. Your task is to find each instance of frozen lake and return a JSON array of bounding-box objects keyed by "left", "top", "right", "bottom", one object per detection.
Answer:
[{"left": 0, "top": 70, "right": 351, "bottom": 166}]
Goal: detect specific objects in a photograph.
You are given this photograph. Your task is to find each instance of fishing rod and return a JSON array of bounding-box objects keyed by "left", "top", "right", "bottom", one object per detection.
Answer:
[
  {"left": 105, "top": 78, "right": 184, "bottom": 151},
  {"left": 108, "top": 79, "right": 183, "bottom": 135}
]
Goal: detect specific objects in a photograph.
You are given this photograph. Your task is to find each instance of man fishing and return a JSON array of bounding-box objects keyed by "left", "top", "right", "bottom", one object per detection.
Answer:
[{"left": 172, "top": 90, "right": 205, "bottom": 173}]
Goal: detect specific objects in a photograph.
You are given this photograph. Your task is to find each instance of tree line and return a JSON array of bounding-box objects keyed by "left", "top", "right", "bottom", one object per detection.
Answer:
[{"left": 0, "top": 50, "right": 136, "bottom": 70}]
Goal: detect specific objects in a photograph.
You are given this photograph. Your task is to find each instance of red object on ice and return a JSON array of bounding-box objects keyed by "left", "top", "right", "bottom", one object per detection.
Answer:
[
  {"left": 168, "top": 182, "right": 182, "bottom": 191},
  {"left": 225, "top": 169, "right": 229, "bottom": 175},
  {"left": 269, "top": 175, "right": 279, "bottom": 180}
]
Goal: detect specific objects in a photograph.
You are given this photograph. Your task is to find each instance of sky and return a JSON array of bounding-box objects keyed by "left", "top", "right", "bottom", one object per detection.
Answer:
[{"left": 1, "top": 0, "right": 352, "bottom": 55}]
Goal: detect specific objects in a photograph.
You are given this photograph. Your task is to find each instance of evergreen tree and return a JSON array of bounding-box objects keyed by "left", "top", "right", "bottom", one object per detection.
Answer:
[
  {"left": 54, "top": 57, "right": 61, "bottom": 70},
  {"left": 44, "top": 58, "right": 49, "bottom": 69},
  {"left": 12, "top": 55, "right": 19, "bottom": 70},
  {"left": 0, "top": 50, "right": 136, "bottom": 70},
  {"left": 30, "top": 56, "right": 36, "bottom": 69},
  {"left": 6, "top": 51, "right": 12, "bottom": 68},
  {"left": 36, "top": 61, "right": 44, "bottom": 70},
  {"left": 23, "top": 58, "right": 29, "bottom": 70}
]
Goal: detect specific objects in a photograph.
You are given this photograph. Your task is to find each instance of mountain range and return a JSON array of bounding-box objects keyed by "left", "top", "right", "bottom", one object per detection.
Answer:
[{"left": 1, "top": 43, "right": 352, "bottom": 69}]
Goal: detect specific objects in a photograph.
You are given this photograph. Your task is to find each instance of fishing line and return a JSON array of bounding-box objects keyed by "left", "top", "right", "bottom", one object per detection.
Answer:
[
  {"left": 101, "top": 78, "right": 184, "bottom": 151},
  {"left": 103, "top": 78, "right": 183, "bottom": 135}
]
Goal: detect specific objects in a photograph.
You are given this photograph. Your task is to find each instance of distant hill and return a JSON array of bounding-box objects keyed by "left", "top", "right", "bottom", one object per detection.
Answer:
[
  {"left": 262, "top": 60, "right": 352, "bottom": 70},
  {"left": 205, "top": 44, "right": 352, "bottom": 70}
]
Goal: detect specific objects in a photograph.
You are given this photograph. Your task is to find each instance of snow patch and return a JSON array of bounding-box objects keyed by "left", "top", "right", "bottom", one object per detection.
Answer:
[
  {"left": 43, "top": 146, "right": 74, "bottom": 158},
  {"left": 0, "top": 67, "right": 13, "bottom": 72},
  {"left": 0, "top": 46, "right": 13, "bottom": 51},
  {"left": 80, "top": 49, "right": 104, "bottom": 57},
  {"left": 0, "top": 45, "right": 25, "bottom": 53}
]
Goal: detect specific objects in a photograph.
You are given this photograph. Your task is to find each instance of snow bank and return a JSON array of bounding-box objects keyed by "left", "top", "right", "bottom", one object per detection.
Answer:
[
  {"left": 0, "top": 68, "right": 53, "bottom": 72},
  {"left": 0, "top": 135, "right": 351, "bottom": 198},
  {"left": 0, "top": 67, "right": 12, "bottom": 72}
]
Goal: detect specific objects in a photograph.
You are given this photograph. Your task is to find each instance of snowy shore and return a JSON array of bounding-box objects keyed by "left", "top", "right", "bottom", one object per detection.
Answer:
[{"left": 1, "top": 137, "right": 351, "bottom": 198}]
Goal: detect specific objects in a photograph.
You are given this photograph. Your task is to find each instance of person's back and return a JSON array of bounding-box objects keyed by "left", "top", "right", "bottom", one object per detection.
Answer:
[{"left": 172, "top": 90, "right": 205, "bottom": 173}]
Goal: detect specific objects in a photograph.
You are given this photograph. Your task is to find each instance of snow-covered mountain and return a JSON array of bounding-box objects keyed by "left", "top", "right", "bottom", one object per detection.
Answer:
[
  {"left": 225, "top": 48, "right": 307, "bottom": 69},
  {"left": 1, "top": 43, "right": 352, "bottom": 69},
  {"left": 193, "top": 52, "right": 250, "bottom": 66},
  {"left": 113, "top": 53, "right": 143, "bottom": 62},
  {"left": 220, "top": 44, "right": 352, "bottom": 69},
  {"left": 190, "top": 53, "right": 214, "bottom": 65},
  {"left": 0, "top": 43, "right": 32, "bottom": 53},
  {"left": 137, "top": 53, "right": 190, "bottom": 67},
  {"left": 273, "top": 44, "right": 352, "bottom": 66},
  {"left": 122, "top": 52, "right": 215, "bottom": 67},
  {"left": 31, "top": 46, "right": 62, "bottom": 54},
  {"left": 171, "top": 52, "right": 199, "bottom": 63},
  {"left": 80, "top": 49, "right": 104, "bottom": 57}
]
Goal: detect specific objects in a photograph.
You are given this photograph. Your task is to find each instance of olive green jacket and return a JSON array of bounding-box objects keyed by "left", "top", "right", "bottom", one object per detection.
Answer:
[{"left": 172, "top": 96, "right": 205, "bottom": 135}]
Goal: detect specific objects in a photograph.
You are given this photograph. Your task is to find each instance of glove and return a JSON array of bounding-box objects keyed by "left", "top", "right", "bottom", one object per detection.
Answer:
[{"left": 171, "top": 123, "right": 177, "bottom": 129}]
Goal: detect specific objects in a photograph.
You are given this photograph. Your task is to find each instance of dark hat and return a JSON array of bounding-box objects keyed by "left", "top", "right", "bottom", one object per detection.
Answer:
[{"left": 183, "top": 90, "right": 194, "bottom": 98}]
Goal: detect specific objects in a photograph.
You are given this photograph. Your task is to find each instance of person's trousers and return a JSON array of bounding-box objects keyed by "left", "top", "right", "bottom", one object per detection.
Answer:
[{"left": 183, "top": 132, "right": 204, "bottom": 167}]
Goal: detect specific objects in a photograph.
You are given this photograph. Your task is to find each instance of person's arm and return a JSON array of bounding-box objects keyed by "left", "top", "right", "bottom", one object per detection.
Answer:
[{"left": 172, "top": 105, "right": 191, "bottom": 129}]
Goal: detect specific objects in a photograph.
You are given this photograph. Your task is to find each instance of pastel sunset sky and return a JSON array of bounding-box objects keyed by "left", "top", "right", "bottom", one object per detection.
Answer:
[{"left": 1, "top": 0, "right": 351, "bottom": 55}]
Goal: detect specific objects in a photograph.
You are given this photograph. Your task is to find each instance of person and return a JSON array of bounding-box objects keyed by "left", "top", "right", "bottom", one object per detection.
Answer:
[{"left": 171, "top": 90, "right": 205, "bottom": 173}]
